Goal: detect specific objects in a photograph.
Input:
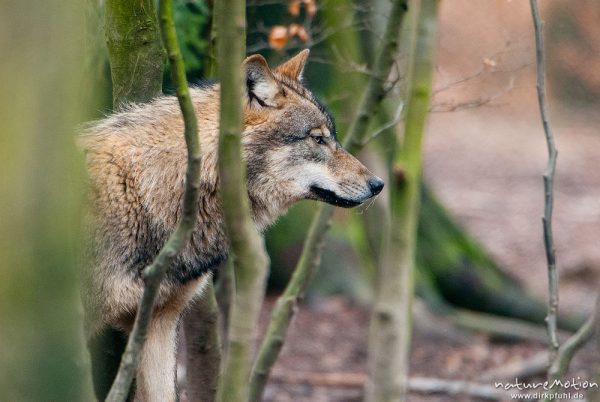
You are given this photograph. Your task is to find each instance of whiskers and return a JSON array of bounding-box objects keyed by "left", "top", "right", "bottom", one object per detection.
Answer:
[{"left": 355, "top": 192, "right": 381, "bottom": 215}]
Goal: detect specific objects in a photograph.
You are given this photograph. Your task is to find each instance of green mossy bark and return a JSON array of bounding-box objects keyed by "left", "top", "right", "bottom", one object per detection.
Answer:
[{"left": 105, "top": 0, "right": 165, "bottom": 109}]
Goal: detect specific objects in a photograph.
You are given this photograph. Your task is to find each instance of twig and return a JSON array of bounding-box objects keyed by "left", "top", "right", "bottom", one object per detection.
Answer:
[
  {"left": 269, "top": 371, "right": 509, "bottom": 400},
  {"left": 104, "top": 0, "right": 201, "bottom": 400},
  {"left": 431, "top": 77, "right": 514, "bottom": 113},
  {"left": 433, "top": 61, "right": 530, "bottom": 95},
  {"left": 215, "top": 0, "right": 270, "bottom": 401},
  {"left": 529, "top": 0, "right": 560, "bottom": 364},
  {"left": 361, "top": 101, "right": 404, "bottom": 146},
  {"left": 548, "top": 297, "right": 598, "bottom": 382},
  {"left": 248, "top": 2, "right": 410, "bottom": 401}
]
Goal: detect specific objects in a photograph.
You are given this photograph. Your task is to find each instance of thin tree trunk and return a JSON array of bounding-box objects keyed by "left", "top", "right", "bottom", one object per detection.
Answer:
[
  {"left": 366, "top": 1, "right": 439, "bottom": 401},
  {"left": 214, "top": 0, "right": 270, "bottom": 401},
  {"left": 105, "top": 0, "right": 202, "bottom": 400},
  {"left": 248, "top": 2, "right": 409, "bottom": 401},
  {"left": 184, "top": 281, "right": 221, "bottom": 402},
  {"left": 206, "top": 0, "right": 220, "bottom": 78},
  {"left": 215, "top": 258, "right": 235, "bottom": 355},
  {"left": 207, "top": 0, "right": 234, "bottom": 355},
  {"left": 105, "top": 0, "right": 165, "bottom": 109}
]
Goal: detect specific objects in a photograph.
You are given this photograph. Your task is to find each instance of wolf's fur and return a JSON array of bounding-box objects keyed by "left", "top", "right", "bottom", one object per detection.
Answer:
[{"left": 81, "top": 50, "right": 383, "bottom": 402}]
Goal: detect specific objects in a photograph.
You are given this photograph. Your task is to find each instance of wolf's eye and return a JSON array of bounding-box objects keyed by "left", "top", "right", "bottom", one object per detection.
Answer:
[{"left": 312, "top": 135, "right": 326, "bottom": 145}]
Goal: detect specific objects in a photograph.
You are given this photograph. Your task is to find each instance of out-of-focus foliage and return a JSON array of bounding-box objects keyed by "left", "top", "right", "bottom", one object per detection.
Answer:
[
  {"left": 173, "top": 0, "right": 211, "bottom": 78},
  {"left": 0, "top": 0, "right": 92, "bottom": 400}
]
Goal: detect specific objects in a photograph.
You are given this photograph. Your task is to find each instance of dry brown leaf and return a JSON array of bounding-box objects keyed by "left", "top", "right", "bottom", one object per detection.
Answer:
[
  {"left": 269, "top": 25, "right": 289, "bottom": 50},
  {"left": 304, "top": 0, "right": 317, "bottom": 17},
  {"left": 297, "top": 26, "right": 310, "bottom": 43},
  {"left": 288, "top": 0, "right": 301, "bottom": 16},
  {"left": 288, "top": 23, "right": 300, "bottom": 37}
]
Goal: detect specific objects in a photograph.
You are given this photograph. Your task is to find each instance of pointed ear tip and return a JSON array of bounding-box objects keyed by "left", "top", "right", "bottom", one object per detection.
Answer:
[
  {"left": 295, "top": 49, "right": 310, "bottom": 61},
  {"left": 243, "top": 54, "right": 269, "bottom": 66}
]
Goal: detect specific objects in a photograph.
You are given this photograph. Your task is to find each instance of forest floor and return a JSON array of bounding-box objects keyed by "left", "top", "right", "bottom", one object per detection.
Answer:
[
  {"left": 259, "top": 107, "right": 600, "bottom": 402},
  {"left": 260, "top": 296, "right": 585, "bottom": 402}
]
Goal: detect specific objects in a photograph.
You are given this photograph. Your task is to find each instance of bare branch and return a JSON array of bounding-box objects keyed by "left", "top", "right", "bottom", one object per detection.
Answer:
[
  {"left": 104, "top": 0, "right": 201, "bottom": 400},
  {"left": 431, "top": 77, "right": 514, "bottom": 113},
  {"left": 433, "top": 62, "right": 529, "bottom": 95},
  {"left": 548, "top": 296, "right": 598, "bottom": 382},
  {"left": 361, "top": 101, "right": 404, "bottom": 146},
  {"left": 529, "top": 0, "right": 560, "bottom": 366}
]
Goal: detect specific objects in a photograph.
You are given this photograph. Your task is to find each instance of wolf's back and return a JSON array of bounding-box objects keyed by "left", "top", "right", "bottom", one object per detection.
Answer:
[{"left": 80, "top": 86, "right": 226, "bottom": 329}]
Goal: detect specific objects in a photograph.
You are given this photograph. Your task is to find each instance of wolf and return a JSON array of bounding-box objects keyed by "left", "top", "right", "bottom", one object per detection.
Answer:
[{"left": 80, "top": 49, "right": 384, "bottom": 402}]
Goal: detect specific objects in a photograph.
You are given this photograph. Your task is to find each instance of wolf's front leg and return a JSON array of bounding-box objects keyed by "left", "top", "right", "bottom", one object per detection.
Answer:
[{"left": 135, "top": 313, "right": 179, "bottom": 402}]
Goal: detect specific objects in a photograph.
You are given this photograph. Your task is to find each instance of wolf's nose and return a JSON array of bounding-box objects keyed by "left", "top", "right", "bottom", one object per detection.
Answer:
[{"left": 368, "top": 177, "right": 384, "bottom": 196}]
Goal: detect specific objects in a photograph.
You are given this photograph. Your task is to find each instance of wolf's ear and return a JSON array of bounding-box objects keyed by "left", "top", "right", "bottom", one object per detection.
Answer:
[
  {"left": 274, "top": 49, "right": 310, "bottom": 81},
  {"left": 243, "top": 54, "right": 281, "bottom": 108}
]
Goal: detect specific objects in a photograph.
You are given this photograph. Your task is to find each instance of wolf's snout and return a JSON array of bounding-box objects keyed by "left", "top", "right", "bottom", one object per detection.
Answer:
[{"left": 368, "top": 177, "right": 384, "bottom": 196}]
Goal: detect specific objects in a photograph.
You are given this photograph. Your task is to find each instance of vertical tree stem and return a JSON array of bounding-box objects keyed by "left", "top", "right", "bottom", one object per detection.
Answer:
[
  {"left": 207, "top": 0, "right": 221, "bottom": 78},
  {"left": 104, "top": 0, "right": 201, "bottom": 400},
  {"left": 184, "top": 281, "right": 221, "bottom": 402},
  {"left": 366, "top": 1, "right": 439, "bottom": 401},
  {"left": 249, "top": 2, "right": 409, "bottom": 401},
  {"left": 105, "top": 0, "right": 165, "bottom": 109},
  {"left": 215, "top": 0, "right": 270, "bottom": 401},
  {"left": 215, "top": 258, "right": 235, "bottom": 355},
  {"left": 529, "top": 0, "right": 560, "bottom": 365}
]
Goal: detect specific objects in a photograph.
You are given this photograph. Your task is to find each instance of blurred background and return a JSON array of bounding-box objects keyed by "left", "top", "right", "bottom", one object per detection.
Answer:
[{"left": 1, "top": 0, "right": 598, "bottom": 401}]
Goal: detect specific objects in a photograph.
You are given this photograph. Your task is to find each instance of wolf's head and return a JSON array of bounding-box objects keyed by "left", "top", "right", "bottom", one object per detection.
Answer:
[{"left": 241, "top": 50, "right": 384, "bottom": 227}]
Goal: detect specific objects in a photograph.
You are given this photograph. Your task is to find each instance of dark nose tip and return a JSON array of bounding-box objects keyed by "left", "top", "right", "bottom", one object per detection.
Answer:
[{"left": 368, "top": 177, "right": 384, "bottom": 196}]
